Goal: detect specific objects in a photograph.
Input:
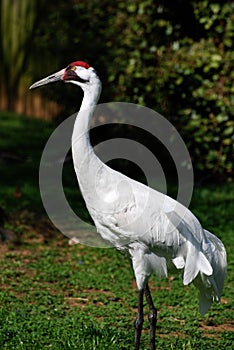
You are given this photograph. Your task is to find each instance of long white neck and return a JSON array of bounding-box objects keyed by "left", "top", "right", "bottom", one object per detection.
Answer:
[{"left": 71, "top": 78, "right": 102, "bottom": 193}]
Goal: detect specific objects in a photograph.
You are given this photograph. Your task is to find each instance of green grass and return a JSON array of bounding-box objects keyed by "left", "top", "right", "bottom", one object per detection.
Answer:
[{"left": 0, "top": 111, "right": 233, "bottom": 349}]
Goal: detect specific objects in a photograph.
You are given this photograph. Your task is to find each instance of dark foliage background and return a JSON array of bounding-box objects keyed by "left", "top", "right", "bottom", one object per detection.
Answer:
[{"left": 0, "top": 0, "right": 233, "bottom": 179}]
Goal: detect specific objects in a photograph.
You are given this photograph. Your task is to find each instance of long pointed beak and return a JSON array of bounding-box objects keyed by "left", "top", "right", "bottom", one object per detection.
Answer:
[{"left": 29, "top": 68, "right": 65, "bottom": 89}]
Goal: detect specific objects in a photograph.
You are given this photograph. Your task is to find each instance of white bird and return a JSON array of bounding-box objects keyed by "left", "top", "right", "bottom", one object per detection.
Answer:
[{"left": 30, "top": 61, "right": 227, "bottom": 350}]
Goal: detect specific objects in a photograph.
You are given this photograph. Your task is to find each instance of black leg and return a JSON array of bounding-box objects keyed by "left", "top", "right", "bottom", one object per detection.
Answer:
[
  {"left": 145, "top": 283, "right": 157, "bottom": 350},
  {"left": 134, "top": 288, "right": 144, "bottom": 350}
]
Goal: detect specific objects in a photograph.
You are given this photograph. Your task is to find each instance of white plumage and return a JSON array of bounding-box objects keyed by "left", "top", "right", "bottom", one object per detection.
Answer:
[{"left": 30, "top": 61, "right": 227, "bottom": 350}]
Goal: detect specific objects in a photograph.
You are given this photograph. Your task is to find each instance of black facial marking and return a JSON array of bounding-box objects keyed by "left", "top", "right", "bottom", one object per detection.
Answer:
[{"left": 63, "top": 69, "right": 89, "bottom": 83}]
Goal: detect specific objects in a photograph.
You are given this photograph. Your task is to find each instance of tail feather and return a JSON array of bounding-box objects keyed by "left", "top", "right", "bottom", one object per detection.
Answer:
[
  {"left": 183, "top": 243, "right": 213, "bottom": 285},
  {"left": 194, "top": 230, "right": 227, "bottom": 315},
  {"left": 195, "top": 274, "right": 220, "bottom": 315},
  {"left": 197, "top": 251, "right": 213, "bottom": 276},
  {"left": 199, "top": 290, "right": 212, "bottom": 315}
]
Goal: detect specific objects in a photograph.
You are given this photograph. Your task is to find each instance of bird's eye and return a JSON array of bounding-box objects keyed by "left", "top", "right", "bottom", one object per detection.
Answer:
[{"left": 66, "top": 65, "right": 76, "bottom": 71}]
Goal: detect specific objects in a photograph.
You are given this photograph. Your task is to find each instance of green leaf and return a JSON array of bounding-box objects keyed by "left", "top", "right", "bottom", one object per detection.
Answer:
[{"left": 210, "top": 3, "right": 220, "bottom": 14}]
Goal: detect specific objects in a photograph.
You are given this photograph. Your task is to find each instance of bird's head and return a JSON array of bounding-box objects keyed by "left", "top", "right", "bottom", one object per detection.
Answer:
[{"left": 29, "top": 61, "right": 99, "bottom": 90}]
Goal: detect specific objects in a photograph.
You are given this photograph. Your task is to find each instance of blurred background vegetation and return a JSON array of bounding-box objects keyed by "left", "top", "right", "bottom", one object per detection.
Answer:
[{"left": 0, "top": 0, "right": 233, "bottom": 179}]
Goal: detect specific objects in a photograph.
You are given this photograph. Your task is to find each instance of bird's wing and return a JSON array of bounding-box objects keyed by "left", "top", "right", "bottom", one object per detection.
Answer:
[
  {"left": 85, "top": 166, "right": 213, "bottom": 285},
  {"left": 165, "top": 208, "right": 213, "bottom": 285}
]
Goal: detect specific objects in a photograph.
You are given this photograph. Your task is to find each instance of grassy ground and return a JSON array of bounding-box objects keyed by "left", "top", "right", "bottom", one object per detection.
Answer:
[{"left": 0, "top": 111, "right": 233, "bottom": 349}]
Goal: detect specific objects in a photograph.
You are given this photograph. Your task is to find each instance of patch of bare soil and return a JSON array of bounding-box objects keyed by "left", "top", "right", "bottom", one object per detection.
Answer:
[
  {"left": 159, "top": 332, "right": 186, "bottom": 339},
  {"left": 199, "top": 319, "right": 234, "bottom": 338},
  {"left": 65, "top": 288, "right": 116, "bottom": 308}
]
